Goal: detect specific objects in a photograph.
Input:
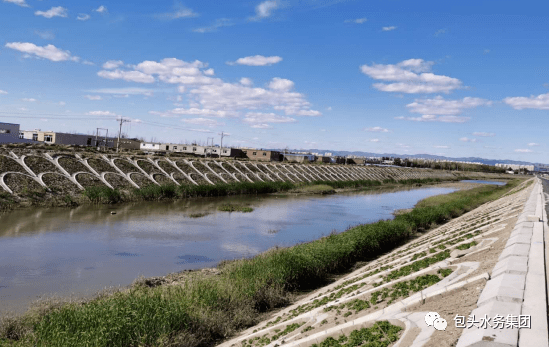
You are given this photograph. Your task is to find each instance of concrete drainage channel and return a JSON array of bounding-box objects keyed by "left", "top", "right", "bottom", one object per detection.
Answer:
[{"left": 220, "top": 179, "right": 547, "bottom": 347}]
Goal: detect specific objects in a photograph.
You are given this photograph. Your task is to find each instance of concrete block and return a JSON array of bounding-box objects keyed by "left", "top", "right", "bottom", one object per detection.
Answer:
[
  {"left": 477, "top": 273, "right": 525, "bottom": 306},
  {"left": 526, "top": 215, "right": 540, "bottom": 222},
  {"left": 491, "top": 256, "right": 528, "bottom": 278},
  {"left": 466, "top": 273, "right": 490, "bottom": 284},
  {"left": 498, "top": 243, "right": 530, "bottom": 260},
  {"left": 456, "top": 301, "right": 521, "bottom": 347},
  {"left": 520, "top": 244, "right": 549, "bottom": 347},
  {"left": 505, "top": 233, "right": 531, "bottom": 247}
]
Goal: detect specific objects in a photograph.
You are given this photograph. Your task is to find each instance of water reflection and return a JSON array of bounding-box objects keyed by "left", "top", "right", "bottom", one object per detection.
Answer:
[{"left": 0, "top": 186, "right": 456, "bottom": 315}]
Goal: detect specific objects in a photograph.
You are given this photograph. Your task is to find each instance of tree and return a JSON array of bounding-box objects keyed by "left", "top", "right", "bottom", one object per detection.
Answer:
[{"left": 393, "top": 157, "right": 402, "bottom": 166}]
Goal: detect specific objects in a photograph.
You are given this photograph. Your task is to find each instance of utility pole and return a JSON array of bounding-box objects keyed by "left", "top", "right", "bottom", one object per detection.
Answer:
[
  {"left": 116, "top": 117, "right": 131, "bottom": 153},
  {"left": 219, "top": 131, "right": 228, "bottom": 156}
]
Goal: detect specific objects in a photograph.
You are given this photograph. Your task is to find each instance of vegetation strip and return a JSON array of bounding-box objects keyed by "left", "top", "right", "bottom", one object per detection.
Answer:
[
  {"left": 0, "top": 179, "right": 524, "bottom": 347},
  {"left": 310, "top": 321, "right": 402, "bottom": 347},
  {"left": 1, "top": 177, "right": 454, "bottom": 209}
]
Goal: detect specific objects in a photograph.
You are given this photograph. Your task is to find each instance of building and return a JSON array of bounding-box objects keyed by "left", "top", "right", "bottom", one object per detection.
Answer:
[
  {"left": 19, "top": 129, "right": 114, "bottom": 147},
  {"left": 140, "top": 142, "right": 166, "bottom": 152},
  {"left": 181, "top": 145, "right": 207, "bottom": 156},
  {"left": 242, "top": 149, "right": 282, "bottom": 161},
  {"left": 114, "top": 138, "right": 141, "bottom": 150},
  {"left": 283, "top": 153, "right": 315, "bottom": 163},
  {"left": 348, "top": 157, "right": 366, "bottom": 165},
  {"left": 1, "top": 122, "right": 34, "bottom": 144},
  {"left": 316, "top": 156, "right": 332, "bottom": 163},
  {"left": 495, "top": 163, "right": 535, "bottom": 172}
]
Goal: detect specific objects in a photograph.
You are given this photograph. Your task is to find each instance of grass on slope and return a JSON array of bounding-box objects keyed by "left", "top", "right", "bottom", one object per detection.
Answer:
[{"left": 0, "top": 178, "right": 527, "bottom": 347}]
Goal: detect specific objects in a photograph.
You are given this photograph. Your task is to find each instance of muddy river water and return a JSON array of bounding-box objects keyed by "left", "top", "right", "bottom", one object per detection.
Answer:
[{"left": 1, "top": 183, "right": 502, "bottom": 316}]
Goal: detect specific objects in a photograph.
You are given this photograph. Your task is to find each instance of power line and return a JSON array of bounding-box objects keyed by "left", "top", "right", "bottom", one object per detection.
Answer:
[{"left": 0, "top": 110, "right": 272, "bottom": 148}]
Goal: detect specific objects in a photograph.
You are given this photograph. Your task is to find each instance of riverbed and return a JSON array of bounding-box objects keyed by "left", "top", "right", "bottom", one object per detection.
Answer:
[{"left": 0, "top": 185, "right": 465, "bottom": 316}]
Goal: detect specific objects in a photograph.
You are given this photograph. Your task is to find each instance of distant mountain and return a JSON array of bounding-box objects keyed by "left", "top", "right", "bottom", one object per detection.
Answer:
[{"left": 285, "top": 148, "right": 545, "bottom": 167}]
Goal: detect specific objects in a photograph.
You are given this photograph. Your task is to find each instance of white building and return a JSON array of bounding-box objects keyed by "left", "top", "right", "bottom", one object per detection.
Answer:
[{"left": 495, "top": 163, "right": 534, "bottom": 171}]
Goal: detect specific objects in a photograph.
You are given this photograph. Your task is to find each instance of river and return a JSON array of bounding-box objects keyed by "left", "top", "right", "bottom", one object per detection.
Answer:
[{"left": 0, "top": 185, "right": 464, "bottom": 316}]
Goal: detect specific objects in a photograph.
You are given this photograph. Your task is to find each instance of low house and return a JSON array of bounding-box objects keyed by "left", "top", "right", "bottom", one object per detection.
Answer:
[
  {"left": 1, "top": 122, "right": 34, "bottom": 144},
  {"left": 242, "top": 149, "right": 282, "bottom": 162},
  {"left": 316, "top": 156, "right": 332, "bottom": 163},
  {"left": 180, "top": 145, "right": 207, "bottom": 156},
  {"left": 19, "top": 129, "right": 112, "bottom": 147},
  {"left": 140, "top": 142, "right": 163, "bottom": 152},
  {"left": 348, "top": 158, "right": 366, "bottom": 165},
  {"left": 283, "top": 153, "right": 315, "bottom": 163},
  {"left": 114, "top": 138, "right": 141, "bottom": 150},
  {"left": 219, "top": 147, "right": 243, "bottom": 158}
]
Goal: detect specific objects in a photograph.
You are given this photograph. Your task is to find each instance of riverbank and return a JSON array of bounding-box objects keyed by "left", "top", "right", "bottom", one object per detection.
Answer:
[
  {"left": 0, "top": 178, "right": 525, "bottom": 347},
  {"left": 0, "top": 177, "right": 468, "bottom": 213}
]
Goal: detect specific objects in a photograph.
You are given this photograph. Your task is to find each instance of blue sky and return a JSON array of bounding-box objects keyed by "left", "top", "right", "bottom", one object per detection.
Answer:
[{"left": 1, "top": 0, "right": 549, "bottom": 162}]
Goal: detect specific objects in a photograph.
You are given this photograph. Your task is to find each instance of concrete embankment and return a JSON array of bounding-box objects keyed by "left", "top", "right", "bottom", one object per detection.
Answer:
[
  {"left": 0, "top": 149, "right": 501, "bottom": 199},
  {"left": 219, "top": 178, "right": 544, "bottom": 347}
]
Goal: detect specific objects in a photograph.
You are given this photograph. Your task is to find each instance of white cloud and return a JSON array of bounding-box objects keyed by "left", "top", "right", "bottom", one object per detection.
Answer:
[
  {"left": 77, "top": 14, "right": 90, "bottom": 21},
  {"left": 327, "top": 106, "right": 332, "bottom": 111},
  {"left": 268, "top": 77, "right": 294, "bottom": 91},
  {"left": 57, "top": 101, "right": 66, "bottom": 106},
  {"left": 459, "top": 137, "right": 477, "bottom": 143},
  {"left": 182, "top": 118, "right": 225, "bottom": 127},
  {"left": 86, "top": 111, "right": 117, "bottom": 116},
  {"left": 156, "top": 4, "right": 198, "bottom": 20},
  {"left": 396, "top": 114, "right": 470, "bottom": 123},
  {"left": 21, "top": 98, "right": 37, "bottom": 102},
  {"left": 189, "top": 78, "right": 320, "bottom": 117},
  {"left": 84, "top": 95, "right": 102, "bottom": 100},
  {"left": 35, "top": 6, "right": 68, "bottom": 18},
  {"left": 251, "top": 0, "right": 278, "bottom": 20},
  {"left": 177, "top": 86, "right": 186, "bottom": 93},
  {"left": 503, "top": 93, "right": 549, "bottom": 110},
  {"left": 344, "top": 18, "right": 367, "bottom": 24},
  {"left": 515, "top": 149, "right": 532, "bottom": 153},
  {"left": 434, "top": 29, "right": 446, "bottom": 36},
  {"left": 97, "top": 58, "right": 319, "bottom": 120},
  {"left": 171, "top": 108, "right": 229, "bottom": 118},
  {"left": 360, "top": 59, "right": 462, "bottom": 94},
  {"left": 364, "top": 127, "right": 390, "bottom": 133},
  {"left": 369, "top": 139, "right": 379, "bottom": 142},
  {"left": 434, "top": 145, "right": 449, "bottom": 149},
  {"left": 406, "top": 96, "right": 491, "bottom": 115},
  {"left": 0, "top": 90, "right": 7, "bottom": 95},
  {"left": 240, "top": 77, "right": 253, "bottom": 86},
  {"left": 243, "top": 112, "right": 296, "bottom": 126},
  {"left": 34, "top": 30, "right": 55, "bottom": 40},
  {"left": 97, "top": 69, "right": 155, "bottom": 83},
  {"left": 472, "top": 132, "right": 495, "bottom": 137},
  {"left": 193, "top": 18, "right": 232, "bottom": 33},
  {"left": 251, "top": 124, "right": 272, "bottom": 129},
  {"left": 94, "top": 5, "right": 107, "bottom": 13},
  {"left": 382, "top": 26, "right": 397, "bottom": 31},
  {"left": 82, "top": 60, "right": 95, "bottom": 66},
  {"left": 228, "top": 55, "right": 283, "bottom": 66},
  {"left": 4, "top": 0, "right": 28, "bottom": 7},
  {"left": 98, "top": 58, "right": 220, "bottom": 85},
  {"left": 89, "top": 88, "right": 154, "bottom": 96},
  {"left": 102, "top": 60, "right": 124, "bottom": 69},
  {"left": 6, "top": 42, "right": 79, "bottom": 62},
  {"left": 528, "top": 143, "right": 539, "bottom": 146},
  {"left": 203, "top": 68, "right": 215, "bottom": 76},
  {"left": 18, "top": 107, "right": 28, "bottom": 111}
]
